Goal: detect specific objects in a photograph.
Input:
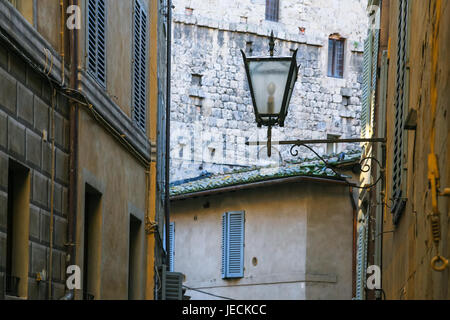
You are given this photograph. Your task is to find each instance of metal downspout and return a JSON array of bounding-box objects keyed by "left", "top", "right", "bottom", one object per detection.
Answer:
[
  {"left": 66, "top": 0, "right": 79, "bottom": 300},
  {"left": 164, "top": 0, "right": 172, "bottom": 270}
]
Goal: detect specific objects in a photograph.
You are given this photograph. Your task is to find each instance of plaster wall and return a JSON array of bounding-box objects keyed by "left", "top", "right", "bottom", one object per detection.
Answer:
[
  {"left": 381, "top": 0, "right": 450, "bottom": 300},
  {"left": 76, "top": 108, "right": 148, "bottom": 300},
  {"left": 170, "top": 181, "right": 353, "bottom": 300}
]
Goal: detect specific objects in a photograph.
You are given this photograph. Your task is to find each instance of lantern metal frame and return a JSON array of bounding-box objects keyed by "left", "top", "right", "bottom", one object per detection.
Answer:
[{"left": 241, "top": 31, "right": 299, "bottom": 157}]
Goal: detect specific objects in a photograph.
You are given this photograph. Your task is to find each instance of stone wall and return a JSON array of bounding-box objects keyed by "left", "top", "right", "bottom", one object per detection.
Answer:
[
  {"left": 0, "top": 43, "right": 69, "bottom": 300},
  {"left": 170, "top": 0, "right": 369, "bottom": 182}
]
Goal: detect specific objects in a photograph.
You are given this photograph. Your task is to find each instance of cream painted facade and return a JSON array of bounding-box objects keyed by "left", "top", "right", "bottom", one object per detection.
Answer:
[{"left": 171, "top": 179, "right": 355, "bottom": 300}]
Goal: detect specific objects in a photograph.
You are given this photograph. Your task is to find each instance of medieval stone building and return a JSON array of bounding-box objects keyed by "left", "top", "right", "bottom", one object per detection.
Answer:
[{"left": 170, "top": 0, "right": 369, "bottom": 181}]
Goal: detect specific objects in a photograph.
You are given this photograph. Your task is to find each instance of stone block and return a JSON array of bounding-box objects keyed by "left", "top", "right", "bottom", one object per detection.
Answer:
[
  {"left": 55, "top": 149, "right": 69, "bottom": 184},
  {"left": 340, "top": 87, "right": 353, "bottom": 97},
  {"left": 26, "top": 129, "right": 42, "bottom": 168},
  {"left": 61, "top": 187, "right": 68, "bottom": 217},
  {"left": 27, "top": 67, "right": 42, "bottom": 96},
  {"left": 54, "top": 113, "right": 64, "bottom": 147},
  {"left": 27, "top": 277, "right": 39, "bottom": 300},
  {"left": 52, "top": 250, "right": 61, "bottom": 281},
  {"left": 42, "top": 143, "right": 51, "bottom": 176},
  {"left": 9, "top": 53, "right": 26, "bottom": 84},
  {"left": 0, "top": 68, "right": 17, "bottom": 114},
  {"left": 54, "top": 217, "right": 67, "bottom": 248},
  {"left": 53, "top": 183, "right": 62, "bottom": 214},
  {"left": 34, "top": 96, "right": 49, "bottom": 133},
  {"left": 349, "top": 97, "right": 360, "bottom": 105},
  {"left": 17, "top": 83, "right": 34, "bottom": 125},
  {"left": 0, "top": 45, "right": 7, "bottom": 70},
  {"left": 33, "top": 172, "right": 48, "bottom": 207},
  {"left": 0, "top": 232, "right": 6, "bottom": 269},
  {"left": 53, "top": 283, "right": 65, "bottom": 300},
  {"left": 29, "top": 205, "right": 40, "bottom": 240},
  {"left": 0, "top": 110, "right": 6, "bottom": 148},
  {"left": 0, "top": 151, "right": 7, "bottom": 189},
  {"left": 31, "top": 243, "right": 47, "bottom": 275},
  {"left": 40, "top": 211, "right": 50, "bottom": 243},
  {"left": 8, "top": 117, "right": 26, "bottom": 158}
]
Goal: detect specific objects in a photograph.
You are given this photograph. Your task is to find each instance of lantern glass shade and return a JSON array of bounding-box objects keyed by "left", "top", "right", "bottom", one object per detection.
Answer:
[
  {"left": 242, "top": 49, "right": 298, "bottom": 127},
  {"left": 248, "top": 60, "right": 291, "bottom": 122}
]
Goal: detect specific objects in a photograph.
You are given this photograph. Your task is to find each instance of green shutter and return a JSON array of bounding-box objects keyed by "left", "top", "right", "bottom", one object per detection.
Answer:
[
  {"left": 370, "top": 29, "right": 380, "bottom": 131},
  {"left": 355, "top": 224, "right": 367, "bottom": 300},
  {"left": 169, "top": 222, "right": 175, "bottom": 272},
  {"left": 391, "top": 0, "right": 409, "bottom": 224},
  {"left": 361, "top": 33, "right": 373, "bottom": 139}
]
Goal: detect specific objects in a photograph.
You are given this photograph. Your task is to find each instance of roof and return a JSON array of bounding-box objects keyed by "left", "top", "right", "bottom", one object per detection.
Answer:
[{"left": 170, "top": 150, "right": 361, "bottom": 198}]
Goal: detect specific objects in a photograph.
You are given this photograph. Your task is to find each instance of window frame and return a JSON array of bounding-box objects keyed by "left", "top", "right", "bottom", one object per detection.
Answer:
[
  {"left": 327, "top": 37, "right": 345, "bottom": 79},
  {"left": 222, "top": 211, "right": 245, "bottom": 279},
  {"left": 265, "top": 0, "right": 279, "bottom": 22}
]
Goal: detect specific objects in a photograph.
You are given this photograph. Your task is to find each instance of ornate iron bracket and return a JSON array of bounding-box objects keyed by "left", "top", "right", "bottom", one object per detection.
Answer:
[{"left": 246, "top": 137, "right": 386, "bottom": 191}]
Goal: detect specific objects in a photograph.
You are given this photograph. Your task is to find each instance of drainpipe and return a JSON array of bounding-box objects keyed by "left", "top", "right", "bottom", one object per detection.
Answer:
[
  {"left": 164, "top": 0, "right": 172, "bottom": 270},
  {"left": 66, "top": 0, "right": 79, "bottom": 300}
]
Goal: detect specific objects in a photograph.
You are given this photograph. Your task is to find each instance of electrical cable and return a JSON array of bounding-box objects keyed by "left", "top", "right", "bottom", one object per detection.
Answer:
[{"left": 182, "top": 285, "right": 235, "bottom": 300}]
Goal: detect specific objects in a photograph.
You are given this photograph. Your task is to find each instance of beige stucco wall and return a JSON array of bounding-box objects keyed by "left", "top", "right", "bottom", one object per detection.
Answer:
[
  {"left": 171, "top": 180, "right": 354, "bottom": 300},
  {"left": 381, "top": 0, "right": 450, "bottom": 300},
  {"left": 75, "top": 108, "right": 148, "bottom": 300}
]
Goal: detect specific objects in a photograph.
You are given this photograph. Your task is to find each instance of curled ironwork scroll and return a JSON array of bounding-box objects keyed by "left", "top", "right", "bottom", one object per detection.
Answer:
[{"left": 289, "top": 144, "right": 383, "bottom": 190}]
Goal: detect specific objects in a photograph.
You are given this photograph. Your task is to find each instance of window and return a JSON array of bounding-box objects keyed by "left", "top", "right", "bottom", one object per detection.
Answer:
[
  {"left": 191, "top": 74, "right": 202, "bottom": 86},
  {"left": 169, "top": 222, "right": 175, "bottom": 272},
  {"left": 391, "top": 0, "right": 410, "bottom": 224},
  {"left": 6, "top": 160, "right": 30, "bottom": 298},
  {"left": 132, "top": 0, "right": 149, "bottom": 132},
  {"left": 222, "top": 211, "right": 245, "bottom": 279},
  {"left": 163, "top": 222, "right": 175, "bottom": 272},
  {"left": 83, "top": 184, "right": 102, "bottom": 300},
  {"left": 265, "top": 0, "right": 279, "bottom": 22},
  {"left": 327, "top": 134, "right": 340, "bottom": 155},
  {"left": 86, "top": 0, "right": 106, "bottom": 87},
  {"left": 328, "top": 36, "right": 345, "bottom": 78}
]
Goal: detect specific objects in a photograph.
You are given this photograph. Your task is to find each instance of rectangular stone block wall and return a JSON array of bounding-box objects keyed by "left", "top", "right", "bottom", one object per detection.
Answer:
[{"left": 0, "top": 42, "right": 69, "bottom": 300}]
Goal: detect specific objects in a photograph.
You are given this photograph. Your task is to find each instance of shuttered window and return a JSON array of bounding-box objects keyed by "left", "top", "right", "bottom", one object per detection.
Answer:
[
  {"left": 265, "top": 0, "right": 279, "bottom": 22},
  {"left": 222, "top": 211, "right": 245, "bottom": 279},
  {"left": 132, "top": 0, "right": 148, "bottom": 132},
  {"left": 360, "top": 27, "right": 380, "bottom": 139},
  {"left": 328, "top": 38, "right": 345, "bottom": 78},
  {"left": 169, "top": 222, "right": 175, "bottom": 272},
  {"left": 360, "top": 33, "right": 372, "bottom": 139},
  {"left": 391, "top": 0, "right": 409, "bottom": 224},
  {"left": 355, "top": 223, "right": 368, "bottom": 300},
  {"left": 86, "top": 0, "right": 106, "bottom": 87}
]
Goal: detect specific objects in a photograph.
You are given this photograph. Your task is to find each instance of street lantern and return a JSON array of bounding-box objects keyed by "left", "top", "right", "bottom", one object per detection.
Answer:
[{"left": 241, "top": 31, "right": 299, "bottom": 157}]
